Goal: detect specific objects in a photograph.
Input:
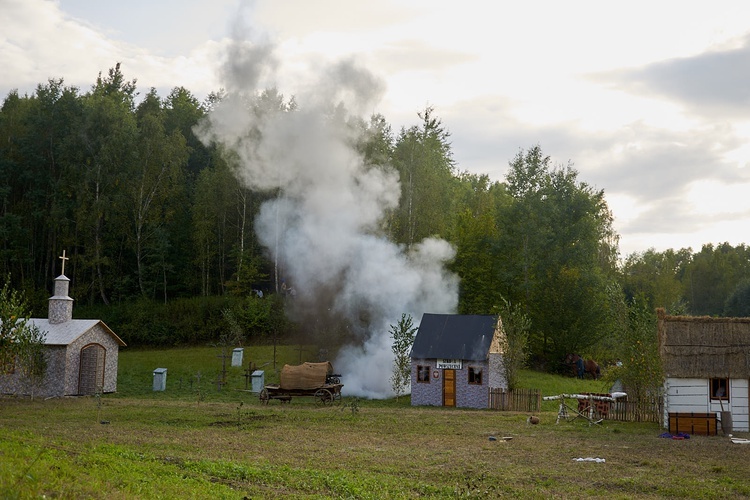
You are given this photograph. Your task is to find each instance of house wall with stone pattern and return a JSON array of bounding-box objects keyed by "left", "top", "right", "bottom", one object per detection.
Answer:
[
  {"left": 455, "top": 360, "right": 490, "bottom": 409},
  {"left": 411, "top": 358, "right": 494, "bottom": 409},
  {"left": 0, "top": 346, "right": 66, "bottom": 397},
  {"left": 488, "top": 353, "right": 507, "bottom": 388},
  {"left": 0, "top": 324, "right": 120, "bottom": 397},
  {"left": 64, "top": 325, "right": 121, "bottom": 394},
  {"left": 410, "top": 358, "right": 443, "bottom": 406}
]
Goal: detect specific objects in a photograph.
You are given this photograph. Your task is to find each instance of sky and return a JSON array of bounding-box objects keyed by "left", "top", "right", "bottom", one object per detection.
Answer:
[{"left": 2, "top": 0, "right": 750, "bottom": 258}]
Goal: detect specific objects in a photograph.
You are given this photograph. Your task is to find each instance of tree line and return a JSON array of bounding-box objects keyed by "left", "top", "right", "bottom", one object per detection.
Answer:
[{"left": 2, "top": 65, "right": 749, "bottom": 369}]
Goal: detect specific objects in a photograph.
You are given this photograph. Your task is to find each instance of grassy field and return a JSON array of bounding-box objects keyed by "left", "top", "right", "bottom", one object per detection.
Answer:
[{"left": 1, "top": 346, "right": 749, "bottom": 499}]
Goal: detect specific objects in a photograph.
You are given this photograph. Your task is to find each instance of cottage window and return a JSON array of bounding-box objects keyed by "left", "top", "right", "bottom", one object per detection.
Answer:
[
  {"left": 417, "top": 365, "right": 430, "bottom": 383},
  {"left": 710, "top": 378, "right": 729, "bottom": 401},
  {"left": 468, "top": 366, "right": 482, "bottom": 385}
]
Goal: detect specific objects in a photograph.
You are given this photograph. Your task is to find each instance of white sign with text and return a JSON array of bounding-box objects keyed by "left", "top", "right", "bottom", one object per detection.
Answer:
[{"left": 436, "top": 359, "right": 462, "bottom": 369}]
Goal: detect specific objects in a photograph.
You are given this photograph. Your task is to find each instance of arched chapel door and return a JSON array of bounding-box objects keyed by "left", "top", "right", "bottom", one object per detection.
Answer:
[{"left": 78, "top": 343, "right": 106, "bottom": 395}]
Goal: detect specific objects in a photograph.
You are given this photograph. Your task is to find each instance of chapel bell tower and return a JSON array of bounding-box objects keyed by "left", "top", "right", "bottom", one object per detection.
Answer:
[{"left": 48, "top": 250, "right": 74, "bottom": 324}]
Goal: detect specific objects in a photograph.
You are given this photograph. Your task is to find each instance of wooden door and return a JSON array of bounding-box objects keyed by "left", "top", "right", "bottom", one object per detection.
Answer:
[
  {"left": 443, "top": 369, "right": 456, "bottom": 407},
  {"left": 78, "top": 344, "right": 105, "bottom": 395}
]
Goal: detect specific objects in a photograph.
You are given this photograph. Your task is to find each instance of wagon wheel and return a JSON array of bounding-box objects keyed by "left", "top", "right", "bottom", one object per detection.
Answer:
[
  {"left": 315, "top": 389, "right": 333, "bottom": 406},
  {"left": 259, "top": 388, "right": 269, "bottom": 405}
]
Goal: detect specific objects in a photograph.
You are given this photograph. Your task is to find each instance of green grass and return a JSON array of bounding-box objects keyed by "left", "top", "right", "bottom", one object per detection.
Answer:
[
  {"left": 1, "top": 345, "right": 749, "bottom": 498},
  {"left": 516, "top": 367, "right": 614, "bottom": 411},
  {"left": 115, "top": 344, "right": 319, "bottom": 401}
]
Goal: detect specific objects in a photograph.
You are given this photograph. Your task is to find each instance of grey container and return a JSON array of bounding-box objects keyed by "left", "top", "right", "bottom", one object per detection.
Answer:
[
  {"left": 153, "top": 368, "right": 167, "bottom": 391},
  {"left": 251, "top": 370, "right": 265, "bottom": 393},
  {"left": 232, "top": 348, "right": 244, "bottom": 367}
]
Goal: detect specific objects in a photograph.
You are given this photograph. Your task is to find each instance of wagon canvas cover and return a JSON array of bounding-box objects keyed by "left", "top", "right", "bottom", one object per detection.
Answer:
[{"left": 279, "top": 362, "right": 333, "bottom": 390}]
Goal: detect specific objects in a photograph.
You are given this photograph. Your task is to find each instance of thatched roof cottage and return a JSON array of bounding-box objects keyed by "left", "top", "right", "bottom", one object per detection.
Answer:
[{"left": 658, "top": 308, "right": 750, "bottom": 432}]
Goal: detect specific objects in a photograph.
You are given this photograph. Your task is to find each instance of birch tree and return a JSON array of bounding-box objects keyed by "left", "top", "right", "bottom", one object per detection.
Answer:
[{"left": 390, "top": 313, "right": 417, "bottom": 400}]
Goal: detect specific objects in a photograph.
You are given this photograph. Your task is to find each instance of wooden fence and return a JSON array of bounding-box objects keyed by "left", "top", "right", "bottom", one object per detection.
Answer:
[
  {"left": 601, "top": 397, "right": 663, "bottom": 423},
  {"left": 574, "top": 393, "right": 663, "bottom": 423},
  {"left": 489, "top": 388, "right": 663, "bottom": 423},
  {"left": 488, "top": 388, "right": 542, "bottom": 412}
]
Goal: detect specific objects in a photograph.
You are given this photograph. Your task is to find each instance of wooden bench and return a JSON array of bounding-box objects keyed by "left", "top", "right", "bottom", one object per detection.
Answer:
[{"left": 668, "top": 412, "right": 717, "bottom": 436}]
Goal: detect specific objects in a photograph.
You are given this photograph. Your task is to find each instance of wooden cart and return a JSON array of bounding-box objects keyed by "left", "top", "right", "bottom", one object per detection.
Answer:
[
  {"left": 259, "top": 382, "right": 343, "bottom": 405},
  {"left": 259, "top": 361, "right": 343, "bottom": 405}
]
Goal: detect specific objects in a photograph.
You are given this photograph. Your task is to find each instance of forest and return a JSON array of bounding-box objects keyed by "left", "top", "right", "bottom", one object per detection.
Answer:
[{"left": 2, "top": 65, "right": 749, "bottom": 369}]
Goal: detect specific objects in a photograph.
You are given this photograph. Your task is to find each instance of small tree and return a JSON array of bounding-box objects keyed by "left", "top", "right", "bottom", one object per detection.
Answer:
[
  {"left": 221, "top": 307, "right": 245, "bottom": 346},
  {"left": 608, "top": 296, "right": 663, "bottom": 407},
  {"left": 390, "top": 313, "right": 417, "bottom": 400},
  {"left": 1, "top": 279, "right": 31, "bottom": 371},
  {"left": 494, "top": 298, "right": 530, "bottom": 390},
  {"left": 0, "top": 278, "right": 48, "bottom": 398},
  {"left": 15, "top": 323, "right": 47, "bottom": 399}
]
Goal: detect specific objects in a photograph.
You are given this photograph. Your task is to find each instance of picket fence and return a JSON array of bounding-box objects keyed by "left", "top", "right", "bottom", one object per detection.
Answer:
[
  {"left": 597, "top": 397, "right": 663, "bottom": 423},
  {"left": 489, "top": 387, "right": 663, "bottom": 424},
  {"left": 488, "top": 388, "right": 542, "bottom": 412}
]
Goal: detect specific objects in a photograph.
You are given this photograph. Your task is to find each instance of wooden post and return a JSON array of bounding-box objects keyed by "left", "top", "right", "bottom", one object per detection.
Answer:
[
  {"left": 294, "top": 345, "right": 308, "bottom": 364},
  {"left": 217, "top": 348, "right": 230, "bottom": 389},
  {"left": 243, "top": 362, "right": 253, "bottom": 390}
]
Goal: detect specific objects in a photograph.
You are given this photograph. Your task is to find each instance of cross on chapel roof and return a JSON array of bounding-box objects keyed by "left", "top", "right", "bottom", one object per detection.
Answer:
[{"left": 59, "top": 250, "right": 69, "bottom": 276}]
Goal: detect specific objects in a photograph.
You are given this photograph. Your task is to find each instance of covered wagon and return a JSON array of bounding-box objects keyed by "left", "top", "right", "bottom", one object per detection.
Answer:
[{"left": 259, "top": 361, "right": 343, "bottom": 405}]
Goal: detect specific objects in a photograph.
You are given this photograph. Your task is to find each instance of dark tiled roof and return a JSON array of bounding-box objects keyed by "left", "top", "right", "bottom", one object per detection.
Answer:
[{"left": 410, "top": 313, "right": 498, "bottom": 361}]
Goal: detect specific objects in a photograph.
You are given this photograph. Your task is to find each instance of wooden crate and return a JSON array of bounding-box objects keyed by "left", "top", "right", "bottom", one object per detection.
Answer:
[{"left": 668, "top": 412, "right": 717, "bottom": 436}]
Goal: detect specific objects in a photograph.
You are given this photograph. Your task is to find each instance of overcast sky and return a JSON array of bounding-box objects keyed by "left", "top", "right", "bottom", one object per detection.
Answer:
[{"left": 2, "top": 0, "right": 750, "bottom": 257}]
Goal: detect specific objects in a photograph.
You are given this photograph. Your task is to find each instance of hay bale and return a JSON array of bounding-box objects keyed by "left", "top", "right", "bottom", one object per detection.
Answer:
[{"left": 279, "top": 362, "right": 333, "bottom": 390}]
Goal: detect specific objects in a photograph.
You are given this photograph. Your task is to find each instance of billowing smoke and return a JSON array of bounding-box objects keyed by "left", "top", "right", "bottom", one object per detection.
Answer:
[{"left": 197, "top": 36, "right": 458, "bottom": 398}]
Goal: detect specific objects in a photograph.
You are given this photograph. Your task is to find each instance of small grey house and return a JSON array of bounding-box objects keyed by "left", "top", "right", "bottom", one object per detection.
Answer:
[
  {"left": 0, "top": 268, "right": 126, "bottom": 398},
  {"left": 658, "top": 309, "right": 750, "bottom": 432},
  {"left": 410, "top": 313, "right": 506, "bottom": 409}
]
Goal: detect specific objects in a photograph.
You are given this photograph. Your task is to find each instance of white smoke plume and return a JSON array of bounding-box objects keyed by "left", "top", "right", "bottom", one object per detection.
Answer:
[{"left": 197, "top": 35, "right": 458, "bottom": 398}]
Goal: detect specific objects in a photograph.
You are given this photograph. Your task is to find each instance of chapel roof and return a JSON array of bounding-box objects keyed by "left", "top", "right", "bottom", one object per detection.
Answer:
[{"left": 29, "top": 318, "right": 126, "bottom": 347}]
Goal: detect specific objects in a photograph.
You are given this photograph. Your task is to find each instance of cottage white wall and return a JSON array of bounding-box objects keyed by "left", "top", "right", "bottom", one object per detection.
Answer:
[
  {"left": 723, "top": 379, "right": 748, "bottom": 432},
  {"left": 663, "top": 377, "right": 749, "bottom": 432}
]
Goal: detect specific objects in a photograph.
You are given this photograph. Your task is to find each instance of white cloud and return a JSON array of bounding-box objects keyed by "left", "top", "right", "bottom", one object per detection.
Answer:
[
  {"left": 685, "top": 179, "right": 750, "bottom": 217},
  {"left": 3, "top": 0, "right": 750, "bottom": 257}
]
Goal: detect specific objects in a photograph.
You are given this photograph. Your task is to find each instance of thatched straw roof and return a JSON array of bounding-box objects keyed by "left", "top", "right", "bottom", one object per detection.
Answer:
[{"left": 657, "top": 308, "right": 750, "bottom": 379}]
